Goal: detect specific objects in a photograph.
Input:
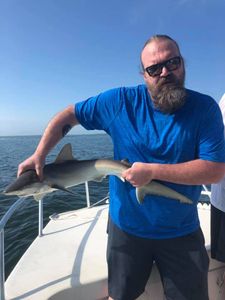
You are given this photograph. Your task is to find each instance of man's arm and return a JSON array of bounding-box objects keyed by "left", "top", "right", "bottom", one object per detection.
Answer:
[
  {"left": 17, "top": 105, "right": 78, "bottom": 179},
  {"left": 122, "top": 160, "right": 225, "bottom": 187}
]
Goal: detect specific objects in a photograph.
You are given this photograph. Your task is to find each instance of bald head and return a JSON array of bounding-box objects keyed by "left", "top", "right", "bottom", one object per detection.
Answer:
[
  {"left": 141, "top": 35, "right": 181, "bottom": 71},
  {"left": 142, "top": 35, "right": 180, "bottom": 52}
]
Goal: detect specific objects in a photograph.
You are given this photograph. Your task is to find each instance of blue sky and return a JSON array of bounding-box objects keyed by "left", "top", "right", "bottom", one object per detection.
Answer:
[{"left": 0, "top": 0, "right": 225, "bottom": 136}]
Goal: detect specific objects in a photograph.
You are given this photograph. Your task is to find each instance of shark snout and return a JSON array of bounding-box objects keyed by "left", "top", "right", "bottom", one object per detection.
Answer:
[{"left": 4, "top": 170, "right": 40, "bottom": 195}]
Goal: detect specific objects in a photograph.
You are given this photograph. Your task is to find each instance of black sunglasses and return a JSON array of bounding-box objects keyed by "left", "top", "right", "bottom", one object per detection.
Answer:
[{"left": 145, "top": 56, "right": 181, "bottom": 77}]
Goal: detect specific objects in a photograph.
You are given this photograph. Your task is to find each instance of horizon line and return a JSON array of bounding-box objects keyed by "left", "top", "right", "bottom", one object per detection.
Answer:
[{"left": 0, "top": 132, "right": 106, "bottom": 138}]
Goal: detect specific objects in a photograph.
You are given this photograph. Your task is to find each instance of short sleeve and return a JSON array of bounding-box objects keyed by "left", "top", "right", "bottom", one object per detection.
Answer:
[
  {"left": 75, "top": 88, "right": 122, "bottom": 131},
  {"left": 198, "top": 99, "right": 225, "bottom": 162}
]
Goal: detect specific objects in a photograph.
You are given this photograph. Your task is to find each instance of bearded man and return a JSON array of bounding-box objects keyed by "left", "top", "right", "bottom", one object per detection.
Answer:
[{"left": 18, "top": 35, "right": 225, "bottom": 300}]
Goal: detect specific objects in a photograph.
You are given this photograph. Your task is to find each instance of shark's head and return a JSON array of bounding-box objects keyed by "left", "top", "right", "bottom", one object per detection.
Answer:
[{"left": 4, "top": 170, "right": 49, "bottom": 197}]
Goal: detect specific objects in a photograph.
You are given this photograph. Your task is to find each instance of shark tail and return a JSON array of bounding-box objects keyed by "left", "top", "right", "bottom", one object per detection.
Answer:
[{"left": 136, "top": 181, "right": 193, "bottom": 205}]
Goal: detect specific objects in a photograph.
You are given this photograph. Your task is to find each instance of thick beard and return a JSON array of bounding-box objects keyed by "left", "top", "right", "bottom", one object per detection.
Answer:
[{"left": 149, "top": 74, "right": 186, "bottom": 114}]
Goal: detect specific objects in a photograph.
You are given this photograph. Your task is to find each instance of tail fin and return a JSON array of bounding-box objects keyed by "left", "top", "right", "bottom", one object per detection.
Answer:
[{"left": 136, "top": 181, "right": 193, "bottom": 205}]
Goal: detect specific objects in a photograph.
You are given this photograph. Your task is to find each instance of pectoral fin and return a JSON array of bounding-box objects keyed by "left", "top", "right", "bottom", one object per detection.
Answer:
[{"left": 51, "top": 184, "right": 77, "bottom": 196}]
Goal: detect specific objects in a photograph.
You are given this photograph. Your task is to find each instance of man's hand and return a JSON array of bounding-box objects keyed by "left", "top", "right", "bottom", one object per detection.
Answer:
[
  {"left": 122, "top": 162, "right": 153, "bottom": 187},
  {"left": 17, "top": 154, "right": 45, "bottom": 181}
]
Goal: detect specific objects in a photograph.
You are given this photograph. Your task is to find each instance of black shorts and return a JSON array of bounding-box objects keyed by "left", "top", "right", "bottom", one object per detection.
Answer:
[
  {"left": 107, "top": 218, "right": 209, "bottom": 300},
  {"left": 211, "top": 204, "right": 225, "bottom": 262}
]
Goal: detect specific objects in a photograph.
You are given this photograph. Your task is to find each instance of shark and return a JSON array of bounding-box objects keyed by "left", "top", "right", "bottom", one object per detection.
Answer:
[{"left": 3, "top": 143, "right": 193, "bottom": 204}]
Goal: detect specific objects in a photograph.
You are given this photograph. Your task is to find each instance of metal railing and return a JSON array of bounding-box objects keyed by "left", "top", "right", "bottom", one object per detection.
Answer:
[
  {"left": 0, "top": 197, "right": 27, "bottom": 300},
  {"left": 0, "top": 181, "right": 92, "bottom": 300},
  {"left": 0, "top": 184, "right": 210, "bottom": 300},
  {"left": 201, "top": 184, "right": 211, "bottom": 198}
]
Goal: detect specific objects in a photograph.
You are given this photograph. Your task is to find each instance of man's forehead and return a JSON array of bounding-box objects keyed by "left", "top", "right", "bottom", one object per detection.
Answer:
[{"left": 141, "top": 39, "right": 179, "bottom": 65}]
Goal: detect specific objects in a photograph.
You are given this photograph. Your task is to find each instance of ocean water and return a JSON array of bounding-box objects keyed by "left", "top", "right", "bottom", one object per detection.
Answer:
[{"left": 0, "top": 134, "right": 113, "bottom": 278}]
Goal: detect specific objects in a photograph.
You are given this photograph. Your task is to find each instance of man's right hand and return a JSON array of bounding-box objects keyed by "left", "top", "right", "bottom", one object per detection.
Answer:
[{"left": 17, "top": 154, "right": 45, "bottom": 181}]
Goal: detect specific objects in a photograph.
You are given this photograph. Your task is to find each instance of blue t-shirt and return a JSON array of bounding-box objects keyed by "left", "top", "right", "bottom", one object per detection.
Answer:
[{"left": 75, "top": 85, "right": 225, "bottom": 239}]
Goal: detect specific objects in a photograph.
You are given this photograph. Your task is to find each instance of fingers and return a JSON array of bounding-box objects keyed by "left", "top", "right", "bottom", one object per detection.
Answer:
[
  {"left": 36, "top": 164, "right": 43, "bottom": 181},
  {"left": 17, "top": 164, "right": 23, "bottom": 177},
  {"left": 122, "top": 165, "right": 139, "bottom": 181},
  {"left": 17, "top": 161, "right": 29, "bottom": 177},
  {"left": 122, "top": 169, "right": 137, "bottom": 186},
  {"left": 122, "top": 169, "right": 129, "bottom": 181},
  {"left": 17, "top": 155, "right": 44, "bottom": 181},
  {"left": 122, "top": 162, "right": 152, "bottom": 187}
]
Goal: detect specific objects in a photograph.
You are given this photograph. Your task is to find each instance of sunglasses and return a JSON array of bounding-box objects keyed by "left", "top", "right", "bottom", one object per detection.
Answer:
[{"left": 145, "top": 56, "right": 181, "bottom": 77}]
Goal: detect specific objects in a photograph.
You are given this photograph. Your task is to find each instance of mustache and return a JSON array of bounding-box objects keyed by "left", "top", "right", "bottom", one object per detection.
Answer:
[{"left": 158, "top": 74, "right": 180, "bottom": 87}]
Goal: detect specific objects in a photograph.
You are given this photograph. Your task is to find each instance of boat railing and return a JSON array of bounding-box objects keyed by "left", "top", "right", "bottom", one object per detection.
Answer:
[
  {"left": 0, "top": 197, "right": 27, "bottom": 300},
  {"left": 0, "top": 183, "right": 210, "bottom": 300},
  {"left": 201, "top": 184, "right": 211, "bottom": 198},
  {"left": 0, "top": 181, "right": 92, "bottom": 300}
]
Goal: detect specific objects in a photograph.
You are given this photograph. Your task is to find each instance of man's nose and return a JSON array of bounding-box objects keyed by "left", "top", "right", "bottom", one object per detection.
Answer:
[{"left": 160, "top": 66, "right": 170, "bottom": 77}]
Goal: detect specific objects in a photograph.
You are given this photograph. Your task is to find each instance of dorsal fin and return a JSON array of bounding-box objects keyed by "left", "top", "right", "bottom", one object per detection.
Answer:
[{"left": 54, "top": 143, "right": 75, "bottom": 163}]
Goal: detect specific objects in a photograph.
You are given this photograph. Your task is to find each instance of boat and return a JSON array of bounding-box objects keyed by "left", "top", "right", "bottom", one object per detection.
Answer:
[{"left": 1, "top": 184, "right": 225, "bottom": 300}]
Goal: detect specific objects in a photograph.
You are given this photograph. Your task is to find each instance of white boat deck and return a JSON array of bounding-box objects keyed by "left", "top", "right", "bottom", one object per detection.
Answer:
[{"left": 5, "top": 203, "right": 225, "bottom": 300}]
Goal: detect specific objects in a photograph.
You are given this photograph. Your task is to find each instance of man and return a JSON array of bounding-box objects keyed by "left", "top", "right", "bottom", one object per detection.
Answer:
[
  {"left": 210, "top": 93, "right": 225, "bottom": 264},
  {"left": 18, "top": 35, "right": 225, "bottom": 300}
]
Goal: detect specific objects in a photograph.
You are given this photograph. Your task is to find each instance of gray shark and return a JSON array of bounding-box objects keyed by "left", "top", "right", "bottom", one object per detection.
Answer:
[{"left": 3, "top": 144, "right": 193, "bottom": 204}]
